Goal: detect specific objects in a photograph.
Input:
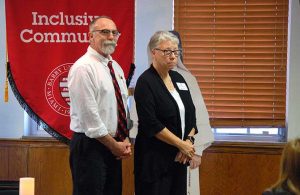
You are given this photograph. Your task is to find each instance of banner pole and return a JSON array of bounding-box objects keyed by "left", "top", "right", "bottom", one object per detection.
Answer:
[{"left": 4, "top": 35, "right": 9, "bottom": 102}]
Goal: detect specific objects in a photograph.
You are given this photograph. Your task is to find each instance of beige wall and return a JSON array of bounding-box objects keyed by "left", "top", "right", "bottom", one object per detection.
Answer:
[{"left": 287, "top": 0, "right": 300, "bottom": 139}]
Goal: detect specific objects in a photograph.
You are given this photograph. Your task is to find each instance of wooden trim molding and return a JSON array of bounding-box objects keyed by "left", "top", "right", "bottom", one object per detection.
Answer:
[
  {"left": 0, "top": 137, "right": 66, "bottom": 147},
  {"left": 206, "top": 141, "right": 285, "bottom": 155}
]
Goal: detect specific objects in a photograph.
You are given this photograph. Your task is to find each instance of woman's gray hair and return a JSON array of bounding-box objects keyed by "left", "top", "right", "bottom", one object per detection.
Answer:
[{"left": 148, "top": 31, "right": 179, "bottom": 51}]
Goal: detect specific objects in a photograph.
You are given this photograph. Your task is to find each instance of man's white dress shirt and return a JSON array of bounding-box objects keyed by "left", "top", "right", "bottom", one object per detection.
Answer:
[{"left": 68, "top": 46, "right": 128, "bottom": 138}]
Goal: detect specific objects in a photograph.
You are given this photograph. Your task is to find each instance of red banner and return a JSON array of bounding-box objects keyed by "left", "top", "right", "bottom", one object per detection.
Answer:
[{"left": 5, "top": 0, "right": 134, "bottom": 143}]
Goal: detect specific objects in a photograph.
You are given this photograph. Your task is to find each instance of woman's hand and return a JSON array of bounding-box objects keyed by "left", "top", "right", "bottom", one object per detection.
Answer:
[
  {"left": 178, "top": 139, "right": 195, "bottom": 159},
  {"left": 174, "top": 151, "right": 189, "bottom": 164},
  {"left": 189, "top": 154, "right": 201, "bottom": 169}
]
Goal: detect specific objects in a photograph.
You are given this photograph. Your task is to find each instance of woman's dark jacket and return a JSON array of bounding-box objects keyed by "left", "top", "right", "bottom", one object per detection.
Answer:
[{"left": 134, "top": 65, "right": 198, "bottom": 182}]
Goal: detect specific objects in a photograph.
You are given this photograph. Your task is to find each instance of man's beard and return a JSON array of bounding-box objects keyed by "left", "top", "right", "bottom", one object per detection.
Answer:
[{"left": 101, "top": 40, "right": 116, "bottom": 55}]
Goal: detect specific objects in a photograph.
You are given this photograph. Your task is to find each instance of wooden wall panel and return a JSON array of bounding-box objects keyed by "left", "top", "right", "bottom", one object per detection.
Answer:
[
  {"left": 0, "top": 139, "right": 71, "bottom": 195},
  {"left": 0, "top": 147, "right": 9, "bottom": 179},
  {"left": 0, "top": 143, "right": 28, "bottom": 180},
  {"left": 0, "top": 139, "right": 285, "bottom": 195},
  {"left": 200, "top": 142, "right": 284, "bottom": 195},
  {"left": 122, "top": 147, "right": 134, "bottom": 195},
  {"left": 28, "top": 146, "right": 72, "bottom": 195},
  {"left": 7, "top": 147, "right": 28, "bottom": 180}
]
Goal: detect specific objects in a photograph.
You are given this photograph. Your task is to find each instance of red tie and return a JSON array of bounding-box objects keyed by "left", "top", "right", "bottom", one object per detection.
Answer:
[{"left": 107, "top": 61, "right": 128, "bottom": 141}]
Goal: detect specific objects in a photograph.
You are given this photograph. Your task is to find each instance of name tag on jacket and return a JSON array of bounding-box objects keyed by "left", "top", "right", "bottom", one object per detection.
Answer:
[{"left": 176, "top": 82, "right": 188, "bottom": 91}]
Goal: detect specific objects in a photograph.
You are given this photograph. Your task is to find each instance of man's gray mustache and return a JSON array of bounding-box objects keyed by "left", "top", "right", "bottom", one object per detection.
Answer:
[{"left": 103, "top": 41, "right": 116, "bottom": 47}]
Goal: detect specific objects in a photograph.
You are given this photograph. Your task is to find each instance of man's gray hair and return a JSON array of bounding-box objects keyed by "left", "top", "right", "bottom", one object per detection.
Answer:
[{"left": 89, "top": 16, "right": 113, "bottom": 32}]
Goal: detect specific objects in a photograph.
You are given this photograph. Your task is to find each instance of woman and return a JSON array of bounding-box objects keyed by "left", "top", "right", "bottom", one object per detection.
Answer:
[
  {"left": 262, "top": 138, "right": 300, "bottom": 195},
  {"left": 129, "top": 31, "right": 214, "bottom": 195},
  {"left": 134, "top": 31, "right": 197, "bottom": 195}
]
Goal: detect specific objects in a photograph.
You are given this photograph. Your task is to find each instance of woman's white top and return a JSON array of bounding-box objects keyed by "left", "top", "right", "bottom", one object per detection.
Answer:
[{"left": 170, "top": 89, "right": 185, "bottom": 139}]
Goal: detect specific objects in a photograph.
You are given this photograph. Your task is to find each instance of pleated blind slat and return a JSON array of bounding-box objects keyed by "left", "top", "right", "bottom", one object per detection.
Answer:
[{"left": 174, "top": 0, "right": 288, "bottom": 127}]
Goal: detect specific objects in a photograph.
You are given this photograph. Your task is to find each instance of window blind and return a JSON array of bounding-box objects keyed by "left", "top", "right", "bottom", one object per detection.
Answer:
[{"left": 174, "top": 0, "right": 288, "bottom": 127}]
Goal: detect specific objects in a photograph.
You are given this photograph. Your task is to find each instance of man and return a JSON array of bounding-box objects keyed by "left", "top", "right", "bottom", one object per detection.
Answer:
[{"left": 68, "top": 16, "right": 131, "bottom": 195}]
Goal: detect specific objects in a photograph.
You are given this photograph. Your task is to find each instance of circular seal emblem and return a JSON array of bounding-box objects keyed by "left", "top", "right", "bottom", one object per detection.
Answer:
[{"left": 44, "top": 63, "right": 72, "bottom": 116}]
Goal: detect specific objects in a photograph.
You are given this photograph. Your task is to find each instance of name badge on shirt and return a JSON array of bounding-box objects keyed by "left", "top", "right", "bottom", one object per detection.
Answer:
[{"left": 176, "top": 82, "right": 188, "bottom": 91}]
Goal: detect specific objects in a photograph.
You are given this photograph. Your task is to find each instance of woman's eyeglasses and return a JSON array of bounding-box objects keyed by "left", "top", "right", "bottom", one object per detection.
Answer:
[{"left": 154, "top": 48, "right": 182, "bottom": 57}]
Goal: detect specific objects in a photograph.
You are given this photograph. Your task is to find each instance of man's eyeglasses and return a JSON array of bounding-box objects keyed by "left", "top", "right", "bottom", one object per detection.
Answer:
[
  {"left": 154, "top": 48, "right": 182, "bottom": 57},
  {"left": 92, "top": 29, "right": 121, "bottom": 37}
]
